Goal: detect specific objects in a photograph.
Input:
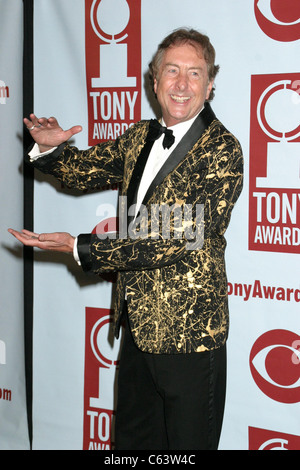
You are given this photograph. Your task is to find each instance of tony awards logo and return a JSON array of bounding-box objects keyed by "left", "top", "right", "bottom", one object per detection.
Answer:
[
  {"left": 91, "top": 0, "right": 136, "bottom": 87},
  {"left": 256, "top": 79, "right": 300, "bottom": 189},
  {"left": 249, "top": 74, "right": 300, "bottom": 254},
  {"left": 89, "top": 314, "right": 120, "bottom": 411},
  {"left": 85, "top": 0, "right": 141, "bottom": 145},
  {"left": 83, "top": 307, "right": 122, "bottom": 449}
]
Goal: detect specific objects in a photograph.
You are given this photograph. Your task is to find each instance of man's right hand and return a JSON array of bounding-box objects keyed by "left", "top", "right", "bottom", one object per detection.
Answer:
[{"left": 24, "top": 114, "right": 82, "bottom": 153}]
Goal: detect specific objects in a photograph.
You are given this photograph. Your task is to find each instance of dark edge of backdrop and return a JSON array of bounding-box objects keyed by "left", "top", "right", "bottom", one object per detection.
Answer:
[{"left": 23, "top": 0, "right": 34, "bottom": 449}]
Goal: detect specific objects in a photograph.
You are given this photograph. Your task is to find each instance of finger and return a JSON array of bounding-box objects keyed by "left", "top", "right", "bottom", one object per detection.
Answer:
[
  {"left": 9, "top": 229, "right": 36, "bottom": 241},
  {"left": 23, "top": 117, "right": 32, "bottom": 127},
  {"left": 24, "top": 114, "right": 41, "bottom": 131},
  {"left": 47, "top": 116, "right": 81, "bottom": 134},
  {"left": 29, "top": 114, "right": 41, "bottom": 126},
  {"left": 8, "top": 229, "right": 35, "bottom": 245},
  {"left": 66, "top": 125, "right": 83, "bottom": 138},
  {"left": 24, "top": 117, "right": 35, "bottom": 130},
  {"left": 21, "top": 229, "right": 40, "bottom": 238},
  {"left": 38, "top": 232, "right": 62, "bottom": 242},
  {"left": 47, "top": 117, "right": 60, "bottom": 127},
  {"left": 8, "top": 228, "right": 24, "bottom": 237},
  {"left": 38, "top": 233, "right": 50, "bottom": 242},
  {"left": 36, "top": 117, "right": 48, "bottom": 127}
]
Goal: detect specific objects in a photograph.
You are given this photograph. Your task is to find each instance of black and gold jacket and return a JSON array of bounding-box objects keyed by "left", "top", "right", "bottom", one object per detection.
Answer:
[{"left": 27, "top": 104, "right": 243, "bottom": 354}]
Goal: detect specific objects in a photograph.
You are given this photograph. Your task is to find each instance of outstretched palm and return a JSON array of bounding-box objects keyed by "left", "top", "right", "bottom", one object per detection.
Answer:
[{"left": 8, "top": 228, "right": 75, "bottom": 253}]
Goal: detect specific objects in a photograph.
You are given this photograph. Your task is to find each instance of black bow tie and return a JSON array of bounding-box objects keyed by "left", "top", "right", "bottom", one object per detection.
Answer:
[{"left": 146, "top": 119, "right": 175, "bottom": 149}]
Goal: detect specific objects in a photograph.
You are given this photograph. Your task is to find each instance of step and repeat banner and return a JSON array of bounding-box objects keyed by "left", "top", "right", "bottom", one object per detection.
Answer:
[
  {"left": 0, "top": 0, "right": 30, "bottom": 450},
  {"left": 27, "top": 0, "right": 300, "bottom": 450}
]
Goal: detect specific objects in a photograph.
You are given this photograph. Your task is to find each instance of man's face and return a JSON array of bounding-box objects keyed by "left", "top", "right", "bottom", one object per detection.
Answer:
[{"left": 154, "top": 42, "right": 214, "bottom": 127}]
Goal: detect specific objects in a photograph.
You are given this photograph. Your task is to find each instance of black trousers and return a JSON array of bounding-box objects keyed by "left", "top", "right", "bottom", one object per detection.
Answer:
[{"left": 114, "top": 311, "right": 226, "bottom": 450}]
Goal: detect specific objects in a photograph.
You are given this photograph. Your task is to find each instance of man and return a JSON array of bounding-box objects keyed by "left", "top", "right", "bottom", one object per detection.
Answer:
[{"left": 9, "top": 28, "right": 243, "bottom": 450}]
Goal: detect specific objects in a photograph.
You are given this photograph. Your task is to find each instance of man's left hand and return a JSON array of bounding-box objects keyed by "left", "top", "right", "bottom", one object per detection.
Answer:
[{"left": 8, "top": 228, "right": 75, "bottom": 253}]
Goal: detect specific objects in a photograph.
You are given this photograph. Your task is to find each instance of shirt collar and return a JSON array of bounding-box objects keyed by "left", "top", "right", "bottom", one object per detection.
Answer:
[{"left": 161, "top": 107, "right": 204, "bottom": 143}]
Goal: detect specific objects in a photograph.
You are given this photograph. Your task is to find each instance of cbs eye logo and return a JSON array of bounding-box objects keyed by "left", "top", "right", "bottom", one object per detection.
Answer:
[
  {"left": 249, "top": 329, "right": 300, "bottom": 403},
  {"left": 254, "top": 0, "right": 300, "bottom": 42}
]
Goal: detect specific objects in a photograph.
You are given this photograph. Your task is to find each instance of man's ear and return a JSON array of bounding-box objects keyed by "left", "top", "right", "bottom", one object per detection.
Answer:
[{"left": 206, "top": 80, "right": 214, "bottom": 101}]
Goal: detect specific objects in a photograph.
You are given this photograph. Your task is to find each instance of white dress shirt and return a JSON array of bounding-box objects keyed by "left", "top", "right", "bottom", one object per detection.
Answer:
[{"left": 133, "top": 115, "right": 198, "bottom": 218}]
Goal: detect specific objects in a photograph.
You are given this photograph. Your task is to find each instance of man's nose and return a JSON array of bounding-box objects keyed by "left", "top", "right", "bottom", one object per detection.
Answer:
[{"left": 175, "top": 72, "right": 188, "bottom": 90}]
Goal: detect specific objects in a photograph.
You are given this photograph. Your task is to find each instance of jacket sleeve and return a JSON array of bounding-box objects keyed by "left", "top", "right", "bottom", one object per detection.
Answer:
[
  {"left": 77, "top": 134, "right": 243, "bottom": 274},
  {"left": 25, "top": 137, "right": 125, "bottom": 190}
]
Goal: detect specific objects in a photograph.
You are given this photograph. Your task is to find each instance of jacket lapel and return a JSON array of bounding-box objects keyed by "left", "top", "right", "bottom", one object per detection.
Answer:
[
  {"left": 126, "top": 138, "right": 153, "bottom": 210},
  {"left": 142, "top": 102, "right": 216, "bottom": 207}
]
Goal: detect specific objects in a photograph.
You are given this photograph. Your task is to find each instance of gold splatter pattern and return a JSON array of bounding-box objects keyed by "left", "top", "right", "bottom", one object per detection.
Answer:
[{"left": 31, "top": 118, "right": 243, "bottom": 354}]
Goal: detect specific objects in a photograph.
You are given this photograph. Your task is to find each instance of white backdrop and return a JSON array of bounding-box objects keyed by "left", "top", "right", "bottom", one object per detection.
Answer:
[
  {"left": 31, "top": 0, "right": 299, "bottom": 450},
  {"left": 0, "top": 0, "right": 30, "bottom": 450}
]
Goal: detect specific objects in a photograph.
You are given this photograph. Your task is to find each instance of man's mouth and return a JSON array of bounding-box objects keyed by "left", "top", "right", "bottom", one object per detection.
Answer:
[{"left": 170, "top": 95, "right": 191, "bottom": 103}]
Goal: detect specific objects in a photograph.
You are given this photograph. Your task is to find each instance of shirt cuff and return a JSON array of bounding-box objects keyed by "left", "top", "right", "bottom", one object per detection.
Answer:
[
  {"left": 73, "top": 237, "right": 81, "bottom": 265},
  {"left": 28, "top": 143, "right": 58, "bottom": 161}
]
